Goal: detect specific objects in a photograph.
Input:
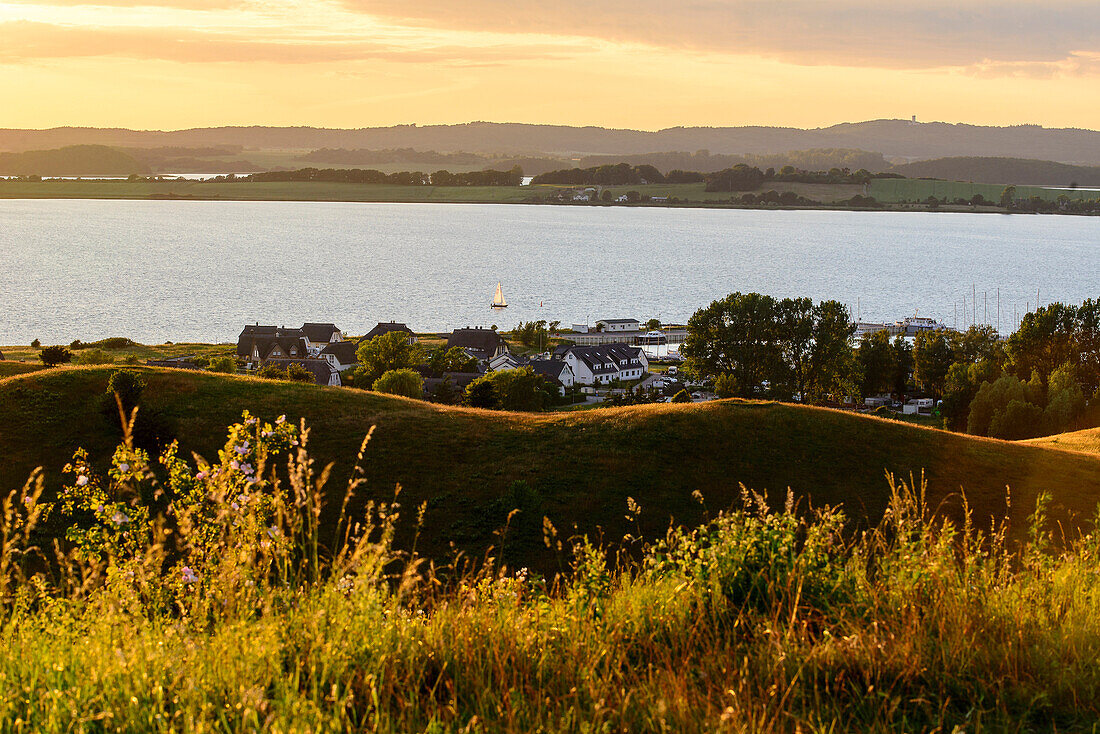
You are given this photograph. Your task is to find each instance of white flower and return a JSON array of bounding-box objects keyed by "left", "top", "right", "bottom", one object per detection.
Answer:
[
  {"left": 239, "top": 463, "right": 253, "bottom": 475},
  {"left": 230, "top": 460, "right": 240, "bottom": 470},
  {"left": 180, "top": 566, "right": 198, "bottom": 584},
  {"left": 76, "top": 475, "right": 89, "bottom": 486},
  {"left": 111, "top": 511, "right": 128, "bottom": 526},
  {"left": 234, "top": 442, "right": 250, "bottom": 456},
  {"left": 196, "top": 471, "right": 207, "bottom": 481},
  {"left": 118, "top": 463, "right": 130, "bottom": 473},
  {"left": 231, "top": 502, "right": 239, "bottom": 511},
  {"left": 276, "top": 415, "right": 286, "bottom": 424}
]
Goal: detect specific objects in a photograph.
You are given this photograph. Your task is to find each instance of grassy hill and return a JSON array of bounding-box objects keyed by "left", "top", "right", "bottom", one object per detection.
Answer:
[
  {"left": 1027, "top": 428, "right": 1100, "bottom": 456},
  {"left": 0, "top": 144, "right": 150, "bottom": 177},
  {"left": 3, "top": 366, "right": 1100, "bottom": 568},
  {"left": 891, "top": 156, "right": 1100, "bottom": 187}
]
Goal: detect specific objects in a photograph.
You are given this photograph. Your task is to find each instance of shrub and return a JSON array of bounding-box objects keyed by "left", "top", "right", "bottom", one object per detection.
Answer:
[
  {"left": 256, "top": 363, "right": 288, "bottom": 380},
  {"left": 69, "top": 340, "right": 86, "bottom": 350},
  {"left": 714, "top": 373, "right": 737, "bottom": 398},
  {"left": 76, "top": 349, "right": 115, "bottom": 365},
  {"left": 373, "top": 368, "right": 424, "bottom": 398},
  {"left": 671, "top": 389, "right": 692, "bottom": 403},
  {"left": 90, "top": 337, "right": 135, "bottom": 350},
  {"left": 286, "top": 363, "right": 316, "bottom": 383},
  {"left": 30, "top": 339, "right": 40, "bottom": 349},
  {"left": 38, "top": 345, "right": 72, "bottom": 367},
  {"left": 989, "top": 399, "right": 1044, "bottom": 440},
  {"left": 105, "top": 369, "right": 146, "bottom": 415},
  {"left": 464, "top": 367, "right": 551, "bottom": 411},
  {"left": 207, "top": 356, "right": 237, "bottom": 374}
]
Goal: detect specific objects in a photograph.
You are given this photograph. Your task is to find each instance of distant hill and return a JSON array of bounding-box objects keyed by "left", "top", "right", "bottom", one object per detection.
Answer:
[
  {"left": 0, "top": 144, "right": 149, "bottom": 177},
  {"left": 578, "top": 149, "right": 891, "bottom": 173},
  {"left": 3, "top": 366, "right": 1100, "bottom": 570},
  {"left": 1, "top": 120, "right": 1099, "bottom": 164},
  {"left": 890, "top": 157, "right": 1100, "bottom": 187}
]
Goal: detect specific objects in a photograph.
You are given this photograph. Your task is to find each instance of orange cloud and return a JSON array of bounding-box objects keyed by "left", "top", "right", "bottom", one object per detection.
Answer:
[{"left": 0, "top": 20, "right": 585, "bottom": 64}]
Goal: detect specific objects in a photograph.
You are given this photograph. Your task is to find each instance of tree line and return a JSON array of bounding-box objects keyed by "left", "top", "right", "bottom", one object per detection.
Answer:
[
  {"left": 533, "top": 162, "right": 902, "bottom": 191},
  {"left": 682, "top": 292, "right": 1099, "bottom": 439},
  {"left": 236, "top": 166, "right": 524, "bottom": 187}
]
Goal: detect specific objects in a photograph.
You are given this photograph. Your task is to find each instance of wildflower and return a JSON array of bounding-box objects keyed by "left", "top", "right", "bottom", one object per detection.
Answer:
[
  {"left": 181, "top": 566, "right": 198, "bottom": 584},
  {"left": 22, "top": 495, "right": 35, "bottom": 507},
  {"left": 234, "top": 442, "right": 250, "bottom": 455},
  {"left": 196, "top": 471, "right": 207, "bottom": 480},
  {"left": 239, "top": 462, "right": 253, "bottom": 475},
  {"left": 245, "top": 416, "right": 257, "bottom": 425},
  {"left": 337, "top": 575, "right": 354, "bottom": 593},
  {"left": 239, "top": 494, "right": 250, "bottom": 505},
  {"left": 230, "top": 460, "right": 240, "bottom": 471},
  {"left": 118, "top": 463, "right": 130, "bottom": 473},
  {"left": 111, "top": 511, "right": 129, "bottom": 526},
  {"left": 261, "top": 430, "right": 272, "bottom": 438},
  {"left": 276, "top": 415, "right": 286, "bottom": 424},
  {"left": 231, "top": 502, "right": 239, "bottom": 511},
  {"left": 76, "top": 475, "right": 89, "bottom": 487}
]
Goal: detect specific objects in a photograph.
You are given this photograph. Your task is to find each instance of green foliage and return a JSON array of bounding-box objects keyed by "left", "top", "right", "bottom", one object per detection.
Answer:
[
  {"left": 513, "top": 320, "right": 549, "bottom": 349},
  {"left": 857, "top": 330, "right": 895, "bottom": 396},
  {"left": 207, "top": 356, "right": 237, "bottom": 374},
  {"left": 713, "top": 373, "right": 737, "bottom": 398},
  {"left": 683, "top": 292, "right": 853, "bottom": 401},
  {"left": 1044, "top": 362, "right": 1087, "bottom": 434},
  {"left": 105, "top": 370, "right": 146, "bottom": 415},
  {"left": 671, "top": 389, "right": 692, "bottom": 403},
  {"left": 75, "top": 348, "right": 115, "bottom": 365},
  {"left": 372, "top": 368, "right": 424, "bottom": 398},
  {"left": 913, "top": 329, "right": 953, "bottom": 399},
  {"left": 285, "top": 363, "right": 315, "bottom": 383},
  {"left": 354, "top": 330, "right": 424, "bottom": 385},
  {"left": 38, "top": 345, "right": 72, "bottom": 367},
  {"left": 464, "top": 367, "right": 551, "bottom": 411},
  {"left": 989, "top": 399, "right": 1044, "bottom": 440},
  {"left": 256, "top": 363, "right": 288, "bottom": 380},
  {"left": 425, "top": 346, "right": 477, "bottom": 377},
  {"left": 30, "top": 339, "right": 40, "bottom": 349}
]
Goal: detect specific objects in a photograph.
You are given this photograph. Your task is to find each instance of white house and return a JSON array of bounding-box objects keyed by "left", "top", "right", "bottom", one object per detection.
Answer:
[
  {"left": 596, "top": 318, "right": 641, "bottom": 333},
  {"left": 319, "top": 341, "right": 358, "bottom": 372},
  {"left": 554, "top": 344, "right": 648, "bottom": 386},
  {"left": 488, "top": 350, "right": 524, "bottom": 371},
  {"left": 301, "top": 323, "right": 344, "bottom": 355}
]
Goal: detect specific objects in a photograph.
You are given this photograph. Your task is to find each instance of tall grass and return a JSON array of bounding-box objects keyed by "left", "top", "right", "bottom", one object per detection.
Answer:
[{"left": 2, "top": 408, "right": 1100, "bottom": 732}]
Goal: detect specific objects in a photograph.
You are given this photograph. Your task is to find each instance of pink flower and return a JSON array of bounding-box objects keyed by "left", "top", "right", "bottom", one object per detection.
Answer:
[
  {"left": 118, "top": 463, "right": 130, "bottom": 473},
  {"left": 76, "top": 475, "right": 89, "bottom": 486},
  {"left": 181, "top": 566, "right": 198, "bottom": 584}
]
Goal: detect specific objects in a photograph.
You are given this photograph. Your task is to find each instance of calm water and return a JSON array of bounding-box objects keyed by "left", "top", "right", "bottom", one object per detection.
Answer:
[{"left": 0, "top": 200, "right": 1096, "bottom": 344}]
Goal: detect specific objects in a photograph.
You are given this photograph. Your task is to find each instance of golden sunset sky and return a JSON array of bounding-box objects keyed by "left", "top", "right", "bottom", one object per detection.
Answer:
[{"left": 1, "top": 0, "right": 1097, "bottom": 130}]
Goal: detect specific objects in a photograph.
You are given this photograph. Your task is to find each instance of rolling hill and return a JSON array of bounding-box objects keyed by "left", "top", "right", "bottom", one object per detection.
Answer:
[
  {"left": 3, "top": 366, "right": 1099, "bottom": 568},
  {"left": 1027, "top": 428, "right": 1100, "bottom": 456},
  {"left": 891, "top": 156, "right": 1100, "bottom": 187},
  {"left": 2, "top": 120, "right": 1099, "bottom": 164},
  {"left": 0, "top": 144, "right": 149, "bottom": 177}
]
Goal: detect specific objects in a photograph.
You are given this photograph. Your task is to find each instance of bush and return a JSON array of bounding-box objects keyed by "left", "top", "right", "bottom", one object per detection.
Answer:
[
  {"left": 90, "top": 337, "right": 135, "bottom": 350},
  {"left": 286, "top": 363, "right": 316, "bottom": 383},
  {"left": 207, "top": 356, "right": 237, "bottom": 374},
  {"left": 69, "top": 340, "right": 86, "bottom": 350},
  {"left": 464, "top": 367, "right": 552, "bottom": 411},
  {"left": 671, "top": 390, "right": 692, "bottom": 403},
  {"left": 373, "top": 368, "right": 425, "bottom": 398},
  {"left": 714, "top": 373, "right": 737, "bottom": 398},
  {"left": 76, "top": 349, "right": 115, "bottom": 365},
  {"left": 989, "top": 399, "right": 1044, "bottom": 440},
  {"left": 38, "top": 345, "right": 72, "bottom": 367},
  {"left": 105, "top": 369, "right": 146, "bottom": 414},
  {"left": 30, "top": 339, "right": 40, "bottom": 349},
  {"left": 256, "top": 363, "right": 288, "bottom": 380}
]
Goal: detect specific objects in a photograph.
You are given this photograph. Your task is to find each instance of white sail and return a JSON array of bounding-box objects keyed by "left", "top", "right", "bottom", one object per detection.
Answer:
[{"left": 491, "top": 281, "right": 507, "bottom": 308}]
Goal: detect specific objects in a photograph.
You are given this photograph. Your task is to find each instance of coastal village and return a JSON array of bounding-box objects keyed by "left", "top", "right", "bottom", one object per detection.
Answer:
[{"left": 142, "top": 312, "right": 954, "bottom": 412}]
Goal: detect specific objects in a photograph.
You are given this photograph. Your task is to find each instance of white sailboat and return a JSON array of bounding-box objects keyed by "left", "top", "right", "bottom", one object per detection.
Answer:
[{"left": 491, "top": 281, "right": 508, "bottom": 309}]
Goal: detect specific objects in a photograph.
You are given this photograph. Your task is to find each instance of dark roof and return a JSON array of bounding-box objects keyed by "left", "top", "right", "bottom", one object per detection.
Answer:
[
  {"left": 320, "top": 341, "right": 358, "bottom": 365},
  {"left": 301, "top": 322, "right": 341, "bottom": 343},
  {"left": 423, "top": 371, "right": 482, "bottom": 394},
  {"left": 528, "top": 359, "right": 569, "bottom": 387},
  {"left": 447, "top": 328, "right": 504, "bottom": 355},
  {"left": 257, "top": 336, "right": 309, "bottom": 361},
  {"left": 237, "top": 325, "right": 305, "bottom": 357},
  {"left": 262, "top": 358, "right": 338, "bottom": 386},
  {"left": 361, "top": 322, "right": 414, "bottom": 342},
  {"left": 561, "top": 344, "right": 645, "bottom": 374},
  {"left": 597, "top": 319, "right": 640, "bottom": 324}
]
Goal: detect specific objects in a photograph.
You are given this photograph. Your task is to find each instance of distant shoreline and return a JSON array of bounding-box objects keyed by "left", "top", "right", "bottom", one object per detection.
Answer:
[{"left": 0, "top": 179, "right": 1097, "bottom": 216}]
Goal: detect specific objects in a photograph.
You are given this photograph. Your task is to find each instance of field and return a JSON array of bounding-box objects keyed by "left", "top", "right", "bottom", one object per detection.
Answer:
[
  {"left": 1027, "top": 427, "right": 1100, "bottom": 455},
  {"left": 4, "top": 368, "right": 1100, "bottom": 730},
  {"left": 3, "top": 366, "right": 1100, "bottom": 571},
  {"left": 1, "top": 177, "right": 1094, "bottom": 209},
  {"left": 0, "top": 341, "right": 235, "bottom": 364}
]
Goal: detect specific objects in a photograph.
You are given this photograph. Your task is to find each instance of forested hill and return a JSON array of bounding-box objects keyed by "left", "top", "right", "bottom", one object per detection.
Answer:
[
  {"left": 0, "top": 144, "right": 149, "bottom": 176},
  {"left": 890, "top": 157, "right": 1100, "bottom": 187},
  {"left": 1, "top": 120, "right": 1099, "bottom": 164}
]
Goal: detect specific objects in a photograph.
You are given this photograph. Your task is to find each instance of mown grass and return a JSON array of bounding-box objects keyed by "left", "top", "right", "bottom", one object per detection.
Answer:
[
  {"left": 2, "top": 405, "right": 1100, "bottom": 732},
  {"left": 3, "top": 366, "right": 1100, "bottom": 574}
]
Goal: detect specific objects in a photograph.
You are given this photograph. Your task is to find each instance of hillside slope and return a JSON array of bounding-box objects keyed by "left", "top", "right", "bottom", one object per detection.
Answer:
[
  {"left": 0, "top": 144, "right": 149, "bottom": 176},
  {"left": 1027, "top": 428, "right": 1100, "bottom": 456},
  {"left": 3, "top": 367, "right": 1099, "bottom": 567},
  {"left": 891, "top": 156, "right": 1100, "bottom": 187}
]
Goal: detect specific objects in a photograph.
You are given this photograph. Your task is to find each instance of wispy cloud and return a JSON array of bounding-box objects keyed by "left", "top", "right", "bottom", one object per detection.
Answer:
[
  {"left": 347, "top": 0, "right": 1100, "bottom": 73},
  {"left": 0, "top": 19, "right": 584, "bottom": 64}
]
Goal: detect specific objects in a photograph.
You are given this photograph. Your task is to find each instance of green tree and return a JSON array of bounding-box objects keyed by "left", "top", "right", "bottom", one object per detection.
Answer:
[
  {"left": 30, "top": 339, "right": 40, "bottom": 349},
  {"left": 714, "top": 373, "right": 738, "bottom": 398},
  {"left": 645, "top": 318, "right": 661, "bottom": 331},
  {"left": 426, "top": 346, "right": 477, "bottom": 377},
  {"left": 999, "top": 185, "right": 1016, "bottom": 208},
  {"left": 105, "top": 369, "right": 146, "bottom": 415},
  {"left": 671, "top": 389, "right": 692, "bottom": 403},
  {"left": 1006, "top": 302, "right": 1078, "bottom": 385},
  {"left": 76, "top": 348, "right": 115, "bottom": 365},
  {"left": 857, "top": 330, "right": 895, "bottom": 397},
  {"left": 354, "top": 330, "right": 424, "bottom": 385},
  {"left": 682, "top": 292, "right": 782, "bottom": 397},
  {"left": 989, "top": 400, "right": 1043, "bottom": 440},
  {"left": 428, "top": 375, "right": 461, "bottom": 405},
  {"left": 39, "top": 345, "right": 72, "bottom": 367},
  {"left": 208, "top": 356, "right": 237, "bottom": 374},
  {"left": 464, "top": 367, "right": 551, "bottom": 411},
  {"left": 1043, "top": 362, "right": 1086, "bottom": 434},
  {"left": 913, "top": 330, "right": 953, "bottom": 400},
  {"left": 373, "top": 368, "right": 425, "bottom": 399},
  {"left": 892, "top": 337, "right": 913, "bottom": 400}
]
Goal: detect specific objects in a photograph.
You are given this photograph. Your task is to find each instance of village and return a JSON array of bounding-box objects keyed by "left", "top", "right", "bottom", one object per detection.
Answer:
[
  {"left": 144, "top": 318, "right": 706, "bottom": 406},
  {"left": 138, "top": 312, "right": 959, "bottom": 414}
]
